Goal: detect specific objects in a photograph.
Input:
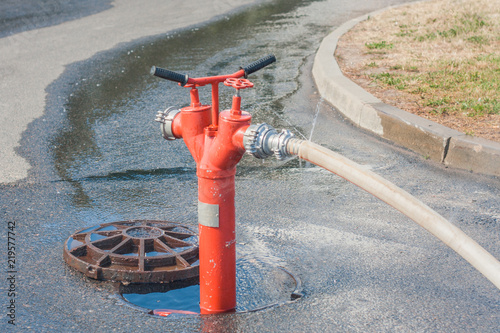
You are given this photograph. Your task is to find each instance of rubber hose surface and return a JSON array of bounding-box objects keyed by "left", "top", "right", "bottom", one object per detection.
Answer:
[{"left": 288, "top": 139, "right": 500, "bottom": 289}]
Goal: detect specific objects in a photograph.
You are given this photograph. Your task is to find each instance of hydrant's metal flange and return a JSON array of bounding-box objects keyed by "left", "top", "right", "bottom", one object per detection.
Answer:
[
  {"left": 63, "top": 220, "right": 199, "bottom": 283},
  {"left": 155, "top": 106, "right": 181, "bottom": 141}
]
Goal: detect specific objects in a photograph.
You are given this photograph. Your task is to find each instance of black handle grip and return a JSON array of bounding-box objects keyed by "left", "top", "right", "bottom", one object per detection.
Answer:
[
  {"left": 151, "top": 66, "right": 189, "bottom": 86},
  {"left": 241, "top": 54, "right": 276, "bottom": 77}
]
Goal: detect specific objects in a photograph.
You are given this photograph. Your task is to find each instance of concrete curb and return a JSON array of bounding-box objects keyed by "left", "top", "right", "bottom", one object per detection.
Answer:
[{"left": 312, "top": 8, "right": 500, "bottom": 177}]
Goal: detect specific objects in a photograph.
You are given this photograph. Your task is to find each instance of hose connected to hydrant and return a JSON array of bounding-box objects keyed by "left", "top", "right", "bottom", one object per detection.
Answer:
[
  {"left": 244, "top": 124, "right": 500, "bottom": 290},
  {"left": 152, "top": 56, "right": 500, "bottom": 316}
]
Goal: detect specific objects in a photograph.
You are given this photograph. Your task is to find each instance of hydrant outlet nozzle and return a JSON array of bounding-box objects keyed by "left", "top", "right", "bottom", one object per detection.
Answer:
[
  {"left": 155, "top": 106, "right": 181, "bottom": 141},
  {"left": 243, "top": 123, "right": 294, "bottom": 160}
]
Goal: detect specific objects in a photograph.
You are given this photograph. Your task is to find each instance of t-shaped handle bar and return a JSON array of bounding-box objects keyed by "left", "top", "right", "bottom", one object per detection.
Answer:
[
  {"left": 151, "top": 55, "right": 276, "bottom": 128},
  {"left": 151, "top": 54, "right": 276, "bottom": 86}
]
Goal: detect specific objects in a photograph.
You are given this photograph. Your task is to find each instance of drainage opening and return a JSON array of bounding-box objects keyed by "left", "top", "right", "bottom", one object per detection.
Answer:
[
  {"left": 119, "top": 256, "right": 302, "bottom": 317},
  {"left": 120, "top": 278, "right": 201, "bottom": 316}
]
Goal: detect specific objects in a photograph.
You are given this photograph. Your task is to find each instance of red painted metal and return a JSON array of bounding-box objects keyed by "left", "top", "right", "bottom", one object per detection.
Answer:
[
  {"left": 185, "top": 69, "right": 245, "bottom": 86},
  {"left": 182, "top": 69, "right": 246, "bottom": 129},
  {"left": 170, "top": 74, "right": 252, "bottom": 314},
  {"left": 224, "top": 78, "right": 254, "bottom": 90}
]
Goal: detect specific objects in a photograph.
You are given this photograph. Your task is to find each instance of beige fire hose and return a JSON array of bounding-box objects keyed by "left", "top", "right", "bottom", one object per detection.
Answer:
[{"left": 287, "top": 138, "right": 500, "bottom": 290}]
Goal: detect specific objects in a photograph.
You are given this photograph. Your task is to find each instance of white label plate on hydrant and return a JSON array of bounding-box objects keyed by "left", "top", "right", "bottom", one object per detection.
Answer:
[{"left": 198, "top": 201, "right": 219, "bottom": 228}]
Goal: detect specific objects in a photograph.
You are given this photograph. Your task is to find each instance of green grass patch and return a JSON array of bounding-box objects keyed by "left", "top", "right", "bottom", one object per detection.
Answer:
[
  {"left": 465, "top": 130, "right": 475, "bottom": 136},
  {"left": 460, "top": 13, "right": 488, "bottom": 32},
  {"left": 426, "top": 97, "right": 450, "bottom": 107},
  {"left": 365, "top": 41, "right": 393, "bottom": 49},
  {"left": 467, "top": 35, "right": 488, "bottom": 44},
  {"left": 416, "top": 12, "right": 489, "bottom": 42},
  {"left": 417, "top": 32, "right": 437, "bottom": 41},
  {"left": 370, "top": 72, "right": 407, "bottom": 90},
  {"left": 395, "top": 24, "right": 417, "bottom": 37},
  {"left": 368, "top": 54, "right": 499, "bottom": 116},
  {"left": 461, "top": 98, "right": 500, "bottom": 116}
]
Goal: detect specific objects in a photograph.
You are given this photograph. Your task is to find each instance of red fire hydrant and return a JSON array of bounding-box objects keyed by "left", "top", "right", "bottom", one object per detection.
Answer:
[{"left": 152, "top": 55, "right": 276, "bottom": 314}]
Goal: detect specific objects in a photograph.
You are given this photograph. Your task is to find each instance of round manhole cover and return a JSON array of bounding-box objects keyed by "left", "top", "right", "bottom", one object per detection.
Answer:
[{"left": 63, "top": 220, "right": 199, "bottom": 283}]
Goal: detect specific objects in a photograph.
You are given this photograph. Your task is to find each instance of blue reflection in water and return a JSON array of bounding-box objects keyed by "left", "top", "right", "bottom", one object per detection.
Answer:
[
  {"left": 172, "top": 246, "right": 192, "bottom": 253},
  {"left": 123, "top": 285, "right": 200, "bottom": 313},
  {"left": 146, "top": 251, "right": 163, "bottom": 257},
  {"left": 98, "top": 225, "right": 118, "bottom": 231},
  {"left": 67, "top": 237, "right": 83, "bottom": 250},
  {"left": 183, "top": 236, "right": 198, "bottom": 243},
  {"left": 90, "top": 233, "right": 108, "bottom": 241}
]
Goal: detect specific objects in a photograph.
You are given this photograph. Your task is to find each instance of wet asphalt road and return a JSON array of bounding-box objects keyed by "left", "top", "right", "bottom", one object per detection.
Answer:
[
  {"left": 0, "top": 0, "right": 112, "bottom": 38},
  {"left": 1, "top": 0, "right": 499, "bottom": 332}
]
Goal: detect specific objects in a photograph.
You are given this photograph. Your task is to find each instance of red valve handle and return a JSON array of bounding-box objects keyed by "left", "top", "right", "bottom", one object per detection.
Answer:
[{"left": 224, "top": 78, "right": 254, "bottom": 90}]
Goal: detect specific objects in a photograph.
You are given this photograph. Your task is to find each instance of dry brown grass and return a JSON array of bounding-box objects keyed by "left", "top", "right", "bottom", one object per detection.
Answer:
[{"left": 336, "top": 0, "right": 500, "bottom": 142}]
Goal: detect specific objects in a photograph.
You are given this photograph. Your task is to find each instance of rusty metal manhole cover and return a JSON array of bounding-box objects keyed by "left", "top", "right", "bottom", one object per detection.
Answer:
[{"left": 63, "top": 220, "right": 199, "bottom": 283}]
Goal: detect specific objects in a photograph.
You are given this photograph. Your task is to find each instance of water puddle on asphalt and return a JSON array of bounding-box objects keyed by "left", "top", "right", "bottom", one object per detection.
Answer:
[{"left": 119, "top": 255, "right": 302, "bottom": 317}]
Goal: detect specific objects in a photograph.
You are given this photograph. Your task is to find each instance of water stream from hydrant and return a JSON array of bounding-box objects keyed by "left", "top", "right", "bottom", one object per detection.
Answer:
[{"left": 308, "top": 98, "right": 323, "bottom": 141}]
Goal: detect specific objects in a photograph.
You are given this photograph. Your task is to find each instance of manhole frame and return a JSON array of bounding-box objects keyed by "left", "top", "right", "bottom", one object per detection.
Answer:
[{"left": 63, "top": 220, "right": 199, "bottom": 283}]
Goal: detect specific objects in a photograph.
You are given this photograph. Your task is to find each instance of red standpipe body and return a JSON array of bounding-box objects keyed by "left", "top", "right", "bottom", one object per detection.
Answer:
[{"left": 171, "top": 89, "right": 250, "bottom": 314}]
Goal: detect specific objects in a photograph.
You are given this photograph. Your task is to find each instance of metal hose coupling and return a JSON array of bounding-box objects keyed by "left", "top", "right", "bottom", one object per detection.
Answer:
[
  {"left": 243, "top": 123, "right": 295, "bottom": 160},
  {"left": 155, "top": 106, "right": 181, "bottom": 141}
]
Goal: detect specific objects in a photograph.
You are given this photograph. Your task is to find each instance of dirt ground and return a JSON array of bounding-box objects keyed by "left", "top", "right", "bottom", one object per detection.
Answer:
[{"left": 335, "top": 0, "right": 500, "bottom": 143}]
